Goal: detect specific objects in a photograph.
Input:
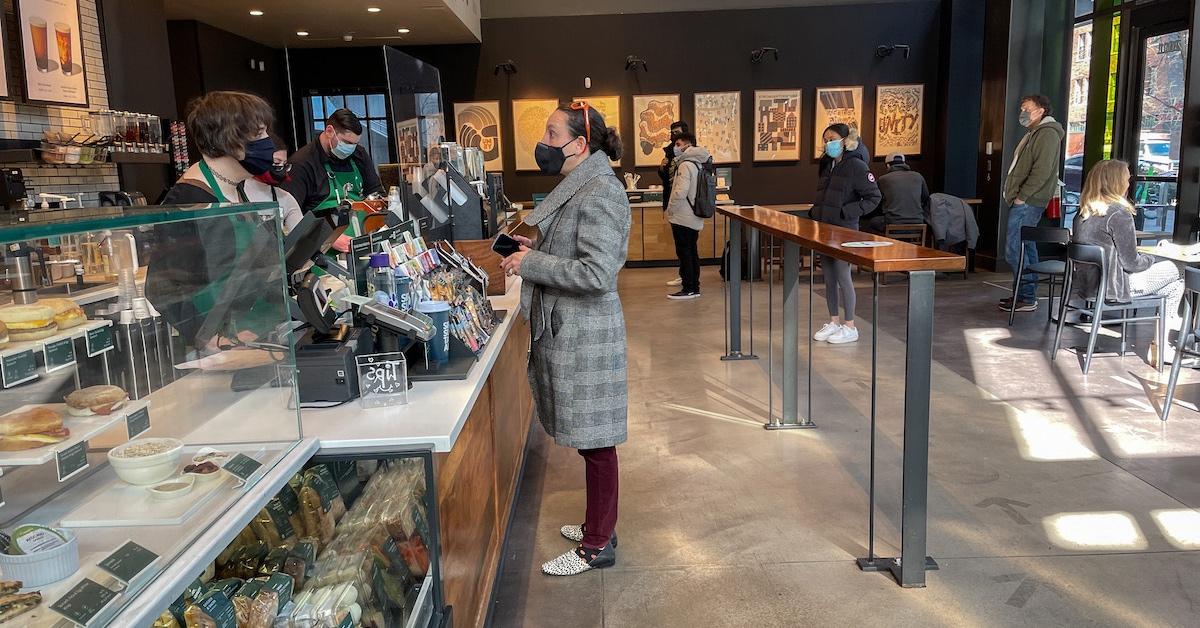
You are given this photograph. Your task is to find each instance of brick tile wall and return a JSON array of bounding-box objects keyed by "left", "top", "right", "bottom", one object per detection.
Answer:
[{"left": 0, "top": 0, "right": 119, "bottom": 205}]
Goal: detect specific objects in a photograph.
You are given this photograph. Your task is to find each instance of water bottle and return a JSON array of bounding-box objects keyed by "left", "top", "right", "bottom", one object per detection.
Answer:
[{"left": 368, "top": 253, "right": 394, "bottom": 307}]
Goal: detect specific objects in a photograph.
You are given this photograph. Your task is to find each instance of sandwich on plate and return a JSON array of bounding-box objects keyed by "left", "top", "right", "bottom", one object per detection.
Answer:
[
  {"left": 64, "top": 385, "right": 128, "bottom": 417},
  {"left": 0, "top": 304, "right": 57, "bottom": 341},
  {"left": 0, "top": 581, "right": 41, "bottom": 625},
  {"left": 38, "top": 298, "right": 86, "bottom": 330},
  {"left": 0, "top": 407, "right": 70, "bottom": 451}
]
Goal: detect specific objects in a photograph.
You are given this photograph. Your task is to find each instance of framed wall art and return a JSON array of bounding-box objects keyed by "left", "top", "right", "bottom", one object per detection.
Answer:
[
  {"left": 511, "top": 98, "right": 558, "bottom": 171},
  {"left": 0, "top": 10, "right": 11, "bottom": 100},
  {"left": 813, "top": 86, "right": 863, "bottom": 158},
  {"left": 396, "top": 118, "right": 421, "bottom": 166},
  {"left": 695, "top": 91, "right": 741, "bottom": 164},
  {"left": 574, "top": 95, "right": 620, "bottom": 165},
  {"left": 453, "top": 100, "right": 503, "bottom": 171},
  {"left": 632, "top": 94, "right": 679, "bottom": 167},
  {"left": 753, "top": 89, "right": 801, "bottom": 161},
  {"left": 875, "top": 84, "right": 924, "bottom": 156},
  {"left": 16, "top": 0, "right": 88, "bottom": 107}
]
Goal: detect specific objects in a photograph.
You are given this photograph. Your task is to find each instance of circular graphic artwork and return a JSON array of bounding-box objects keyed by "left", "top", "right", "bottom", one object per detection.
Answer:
[{"left": 457, "top": 105, "right": 500, "bottom": 161}]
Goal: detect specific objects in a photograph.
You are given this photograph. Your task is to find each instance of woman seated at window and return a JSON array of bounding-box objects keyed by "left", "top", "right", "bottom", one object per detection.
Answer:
[{"left": 1071, "top": 159, "right": 1184, "bottom": 334}]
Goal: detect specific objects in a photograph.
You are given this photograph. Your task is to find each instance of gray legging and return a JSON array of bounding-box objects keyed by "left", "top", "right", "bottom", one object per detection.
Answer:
[{"left": 819, "top": 254, "right": 856, "bottom": 322}]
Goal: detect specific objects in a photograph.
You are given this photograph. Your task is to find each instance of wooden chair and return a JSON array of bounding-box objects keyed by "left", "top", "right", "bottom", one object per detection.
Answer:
[{"left": 881, "top": 223, "right": 928, "bottom": 284}]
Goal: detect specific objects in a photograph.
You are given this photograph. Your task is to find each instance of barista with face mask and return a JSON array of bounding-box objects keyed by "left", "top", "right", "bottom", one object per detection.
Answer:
[
  {"left": 281, "top": 108, "right": 384, "bottom": 252},
  {"left": 241, "top": 133, "right": 303, "bottom": 234}
]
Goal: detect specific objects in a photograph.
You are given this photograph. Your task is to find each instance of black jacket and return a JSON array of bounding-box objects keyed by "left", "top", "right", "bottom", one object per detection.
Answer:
[
  {"left": 812, "top": 150, "right": 882, "bottom": 229},
  {"left": 280, "top": 138, "right": 384, "bottom": 213},
  {"left": 877, "top": 164, "right": 930, "bottom": 225},
  {"left": 658, "top": 144, "right": 675, "bottom": 210}
]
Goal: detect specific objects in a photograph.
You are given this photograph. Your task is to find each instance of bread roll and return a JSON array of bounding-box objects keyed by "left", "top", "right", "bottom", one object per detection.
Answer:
[
  {"left": 64, "top": 385, "right": 128, "bottom": 416},
  {"left": 0, "top": 304, "right": 53, "bottom": 329},
  {"left": 0, "top": 320, "right": 8, "bottom": 348},
  {"left": 0, "top": 406, "right": 62, "bottom": 436}
]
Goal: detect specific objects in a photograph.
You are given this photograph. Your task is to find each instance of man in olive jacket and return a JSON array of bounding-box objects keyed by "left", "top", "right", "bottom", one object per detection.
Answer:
[{"left": 1001, "top": 94, "right": 1064, "bottom": 312}]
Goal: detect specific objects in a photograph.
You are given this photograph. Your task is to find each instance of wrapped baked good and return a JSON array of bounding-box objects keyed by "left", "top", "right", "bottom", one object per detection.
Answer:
[
  {"left": 184, "top": 590, "right": 237, "bottom": 628},
  {"left": 252, "top": 499, "right": 297, "bottom": 548},
  {"left": 276, "top": 483, "right": 306, "bottom": 540},
  {"left": 232, "top": 580, "right": 266, "bottom": 626},
  {"left": 247, "top": 588, "right": 279, "bottom": 628},
  {"left": 305, "top": 466, "right": 347, "bottom": 523},
  {"left": 153, "top": 610, "right": 181, "bottom": 628},
  {"left": 299, "top": 481, "right": 335, "bottom": 548}
]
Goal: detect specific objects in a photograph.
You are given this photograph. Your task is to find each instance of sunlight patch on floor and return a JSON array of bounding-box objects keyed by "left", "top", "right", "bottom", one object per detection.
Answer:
[
  {"left": 1042, "top": 512, "right": 1148, "bottom": 551},
  {"left": 1150, "top": 509, "right": 1200, "bottom": 550}
]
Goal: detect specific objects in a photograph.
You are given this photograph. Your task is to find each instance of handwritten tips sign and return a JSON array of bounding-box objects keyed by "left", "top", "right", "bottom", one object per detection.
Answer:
[{"left": 356, "top": 352, "right": 408, "bottom": 408}]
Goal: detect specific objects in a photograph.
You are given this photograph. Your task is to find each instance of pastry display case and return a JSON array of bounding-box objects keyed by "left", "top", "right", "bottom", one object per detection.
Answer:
[{"left": 0, "top": 202, "right": 306, "bottom": 626}]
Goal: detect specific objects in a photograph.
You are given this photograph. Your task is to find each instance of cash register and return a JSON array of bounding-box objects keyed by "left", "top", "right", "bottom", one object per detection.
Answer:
[{"left": 285, "top": 204, "right": 435, "bottom": 404}]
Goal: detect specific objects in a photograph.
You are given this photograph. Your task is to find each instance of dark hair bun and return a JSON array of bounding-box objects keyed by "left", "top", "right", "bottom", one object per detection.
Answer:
[{"left": 600, "top": 128, "right": 623, "bottom": 161}]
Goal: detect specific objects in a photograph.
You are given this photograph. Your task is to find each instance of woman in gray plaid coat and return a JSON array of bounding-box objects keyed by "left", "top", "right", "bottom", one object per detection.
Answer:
[{"left": 500, "top": 102, "right": 630, "bottom": 577}]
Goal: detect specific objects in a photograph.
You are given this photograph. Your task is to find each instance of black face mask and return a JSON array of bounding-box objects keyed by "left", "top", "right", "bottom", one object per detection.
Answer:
[
  {"left": 534, "top": 139, "right": 578, "bottom": 175},
  {"left": 239, "top": 137, "right": 276, "bottom": 176}
]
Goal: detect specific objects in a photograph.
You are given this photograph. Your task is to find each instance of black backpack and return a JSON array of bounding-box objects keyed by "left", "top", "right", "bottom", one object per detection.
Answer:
[{"left": 687, "top": 157, "right": 718, "bottom": 218}]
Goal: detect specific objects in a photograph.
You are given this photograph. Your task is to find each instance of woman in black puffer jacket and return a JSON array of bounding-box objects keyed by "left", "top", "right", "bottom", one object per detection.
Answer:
[{"left": 809, "top": 123, "right": 882, "bottom": 345}]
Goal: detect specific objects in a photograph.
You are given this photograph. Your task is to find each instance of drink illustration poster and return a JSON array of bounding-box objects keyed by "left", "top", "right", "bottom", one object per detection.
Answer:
[{"left": 17, "top": 0, "right": 88, "bottom": 107}]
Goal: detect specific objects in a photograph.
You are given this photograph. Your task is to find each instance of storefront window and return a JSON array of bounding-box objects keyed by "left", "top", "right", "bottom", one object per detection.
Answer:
[
  {"left": 1064, "top": 21, "right": 1092, "bottom": 214},
  {"left": 307, "top": 92, "right": 393, "bottom": 163},
  {"left": 1075, "top": 0, "right": 1094, "bottom": 18},
  {"left": 1131, "top": 29, "right": 1188, "bottom": 234},
  {"left": 1103, "top": 14, "right": 1121, "bottom": 159}
]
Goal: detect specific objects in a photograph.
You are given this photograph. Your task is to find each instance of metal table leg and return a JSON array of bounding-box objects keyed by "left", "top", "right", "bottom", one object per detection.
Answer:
[
  {"left": 768, "top": 241, "right": 815, "bottom": 430},
  {"left": 857, "top": 273, "right": 888, "bottom": 571},
  {"left": 722, "top": 219, "right": 757, "bottom": 361},
  {"left": 878, "top": 270, "right": 939, "bottom": 586}
]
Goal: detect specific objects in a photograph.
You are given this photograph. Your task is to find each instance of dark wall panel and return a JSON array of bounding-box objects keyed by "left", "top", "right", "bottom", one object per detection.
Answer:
[{"left": 385, "top": 2, "right": 942, "bottom": 204}]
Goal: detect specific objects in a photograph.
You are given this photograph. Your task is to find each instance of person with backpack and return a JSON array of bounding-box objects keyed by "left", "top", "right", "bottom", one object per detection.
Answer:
[
  {"left": 810, "top": 124, "right": 882, "bottom": 344},
  {"left": 666, "top": 131, "right": 713, "bottom": 300},
  {"left": 661, "top": 121, "right": 689, "bottom": 288}
]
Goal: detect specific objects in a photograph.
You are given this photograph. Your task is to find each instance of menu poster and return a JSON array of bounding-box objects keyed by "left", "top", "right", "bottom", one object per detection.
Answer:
[
  {"left": 0, "top": 11, "right": 11, "bottom": 99},
  {"left": 16, "top": 0, "right": 89, "bottom": 107}
]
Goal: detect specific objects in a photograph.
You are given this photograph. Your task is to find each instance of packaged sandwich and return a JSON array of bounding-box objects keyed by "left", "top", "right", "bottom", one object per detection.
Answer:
[
  {"left": 305, "top": 466, "right": 347, "bottom": 522},
  {"left": 308, "top": 552, "right": 376, "bottom": 608},
  {"left": 299, "top": 480, "right": 335, "bottom": 548},
  {"left": 184, "top": 590, "right": 237, "bottom": 628}
]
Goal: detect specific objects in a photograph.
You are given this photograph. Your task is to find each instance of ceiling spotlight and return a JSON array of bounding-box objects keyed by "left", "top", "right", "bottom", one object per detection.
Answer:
[
  {"left": 397, "top": 28, "right": 411, "bottom": 34},
  {"left": 296, "top": 30, "right": 309, "bottom": 36},
  {"left": 249, "top": 9, "right": 263, "bottom": 16},
  {"left": 367, "top": 7, "right": 381, "bottom": 12}
]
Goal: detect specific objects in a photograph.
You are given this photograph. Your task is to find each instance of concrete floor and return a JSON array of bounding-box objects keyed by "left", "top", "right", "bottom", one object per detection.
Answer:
[{"left": 489, "top": 265, "right": 1200, "bottom": 627}]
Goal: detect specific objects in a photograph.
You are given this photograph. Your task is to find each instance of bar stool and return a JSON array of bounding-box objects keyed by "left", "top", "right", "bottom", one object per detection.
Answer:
[
  {"left": 1160, "top": 266, "right": 1200, "bottom": 421},
  {"left": 1008, "top": 226, "right": 1069, "bottom": 325},
  {"left": 1051, "top": 242, "right": 1167, "bottom": 375}
]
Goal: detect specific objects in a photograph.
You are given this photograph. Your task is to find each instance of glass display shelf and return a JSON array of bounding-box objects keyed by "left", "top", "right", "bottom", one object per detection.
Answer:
[
  {"left": 0, "top": 202, "right": 279, "bottom": 240},
  {"left": 0, "top": 201, "right": 301, "bottom": 625}
]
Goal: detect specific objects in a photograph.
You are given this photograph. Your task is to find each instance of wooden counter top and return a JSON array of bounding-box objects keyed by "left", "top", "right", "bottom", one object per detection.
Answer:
[{"left": 720, "top": 205, "right": 965, "bottom": 273}]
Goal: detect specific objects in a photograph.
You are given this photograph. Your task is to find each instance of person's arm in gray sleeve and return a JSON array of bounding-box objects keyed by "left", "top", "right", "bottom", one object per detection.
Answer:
[{"left": 519, "top": 195, "right": 630, "bottom": 295}]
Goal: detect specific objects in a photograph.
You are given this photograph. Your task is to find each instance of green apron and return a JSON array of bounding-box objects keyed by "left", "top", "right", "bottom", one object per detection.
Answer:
[
  {"left": 316, "top": 159, "right": 366, "bottom": 237},
  {"left": 193, "top": 161, "right": 276, "bottom": 338}
]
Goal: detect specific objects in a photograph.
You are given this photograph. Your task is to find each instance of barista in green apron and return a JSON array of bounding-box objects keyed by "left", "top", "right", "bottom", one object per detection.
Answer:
[
  {"left": 190, "top": 160, "right": 280, "bottom": 339},
  {"left": 315, "top": 160, "right": 366, "bottom": 238}
]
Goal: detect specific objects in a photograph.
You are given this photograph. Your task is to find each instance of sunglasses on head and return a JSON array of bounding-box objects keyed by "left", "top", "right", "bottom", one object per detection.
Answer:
[{"left": 569, "top": 100, "right": 591, "bottom": 145}]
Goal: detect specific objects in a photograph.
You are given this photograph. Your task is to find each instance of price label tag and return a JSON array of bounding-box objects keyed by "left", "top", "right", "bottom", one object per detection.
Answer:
[
  {"left": 85, "top": 325, "right": 114, "bottom": 357},
  {"left": 56, "top": 440, "right": 89, "bottom": 483},
  {"left": 222, "top": 453, "right": 262, "bottom": 482},
  {"left": 43, "top": 337, "right": 77, "bottom": 373},
  {"left": 125, "top": 406, "right": 150, "bottom": 440},
  {"left": 50, "top": 578, "right": 119, "bottom": 627},
  {"left": 1, "top": 350, "right": 37, "bottom": 388},
  {"left": 97, "top": 541, "right": 159, "bottom": 584}
]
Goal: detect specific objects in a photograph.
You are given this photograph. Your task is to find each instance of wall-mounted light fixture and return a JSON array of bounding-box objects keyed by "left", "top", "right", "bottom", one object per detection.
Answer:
[
  {"left": 624, "top": 56, "right": 648, "bottom": 72},
  {"left": 750, "top": 47, "right": 779, "bottom": 64},
  {"left": 494, "top": 60, "right": 518, "bottom": 76},
  {"left": 875, "top": 44, "right": 911, "bottom": 59}
]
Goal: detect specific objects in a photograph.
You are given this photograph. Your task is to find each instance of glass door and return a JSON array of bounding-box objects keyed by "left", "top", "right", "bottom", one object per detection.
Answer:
[{"left": 1126, "top": 27, "right": 1188, "bottom": 236}]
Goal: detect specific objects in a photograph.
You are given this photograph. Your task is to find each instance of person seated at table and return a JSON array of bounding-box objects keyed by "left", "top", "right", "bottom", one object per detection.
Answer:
[
  {"left": 1071, "top": 159, "right": 1183, "bottom": 333},
  {"left": 862, "top": 153, "right": 929, "bottom": 234}
]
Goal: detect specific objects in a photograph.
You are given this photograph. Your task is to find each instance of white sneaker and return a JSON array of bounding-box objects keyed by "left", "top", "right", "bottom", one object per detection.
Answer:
[
  {"left": 814, "top": 322, "right": 841, "bottom": 342},
  {"left": 667, "top": 277, "right": 683, "bottom": 287},
  {"left": 827, "top": 325, "right": 859, "bottom": 344}
]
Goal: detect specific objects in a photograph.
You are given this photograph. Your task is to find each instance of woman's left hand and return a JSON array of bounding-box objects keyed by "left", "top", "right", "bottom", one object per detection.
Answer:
[{"left": 500, "top": 246, "right": 531, "bottom": 277}]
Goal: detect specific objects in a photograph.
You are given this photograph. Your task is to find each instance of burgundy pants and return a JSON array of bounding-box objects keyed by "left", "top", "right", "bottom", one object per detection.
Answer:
[{"left": 578, "top": 446, "right": 619, "bottom": 548}]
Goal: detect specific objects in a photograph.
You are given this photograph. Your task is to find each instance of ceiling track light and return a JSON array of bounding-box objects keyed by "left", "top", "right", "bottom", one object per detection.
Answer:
[
  {"left": 494, "top": 60, "right": 517, "bottom": 76},
  {"left": 875, "top": 44, "right": 911, "bottom": 59},
  {"left": 249, "top": 9, "right": 263, "bottom": 16},
  {"left": 624, "top": 55, "right": 648, "bottom": 72}
]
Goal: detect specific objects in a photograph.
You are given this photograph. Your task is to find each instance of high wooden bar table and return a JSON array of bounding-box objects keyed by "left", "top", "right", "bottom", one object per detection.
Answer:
[{"left": 719, "top": 205, "right": 964, "bottom": 589}]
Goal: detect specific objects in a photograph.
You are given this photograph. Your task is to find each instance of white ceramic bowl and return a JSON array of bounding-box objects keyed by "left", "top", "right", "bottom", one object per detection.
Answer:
[
  {"left": 147, "top": 475, "right": 194, "bottom": 500},
  {"left": 0, "top": 529, "right": 79, "bottom": 587},
  {"left": 107, "top": 438, "right": 184, "bottom": 485}
]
